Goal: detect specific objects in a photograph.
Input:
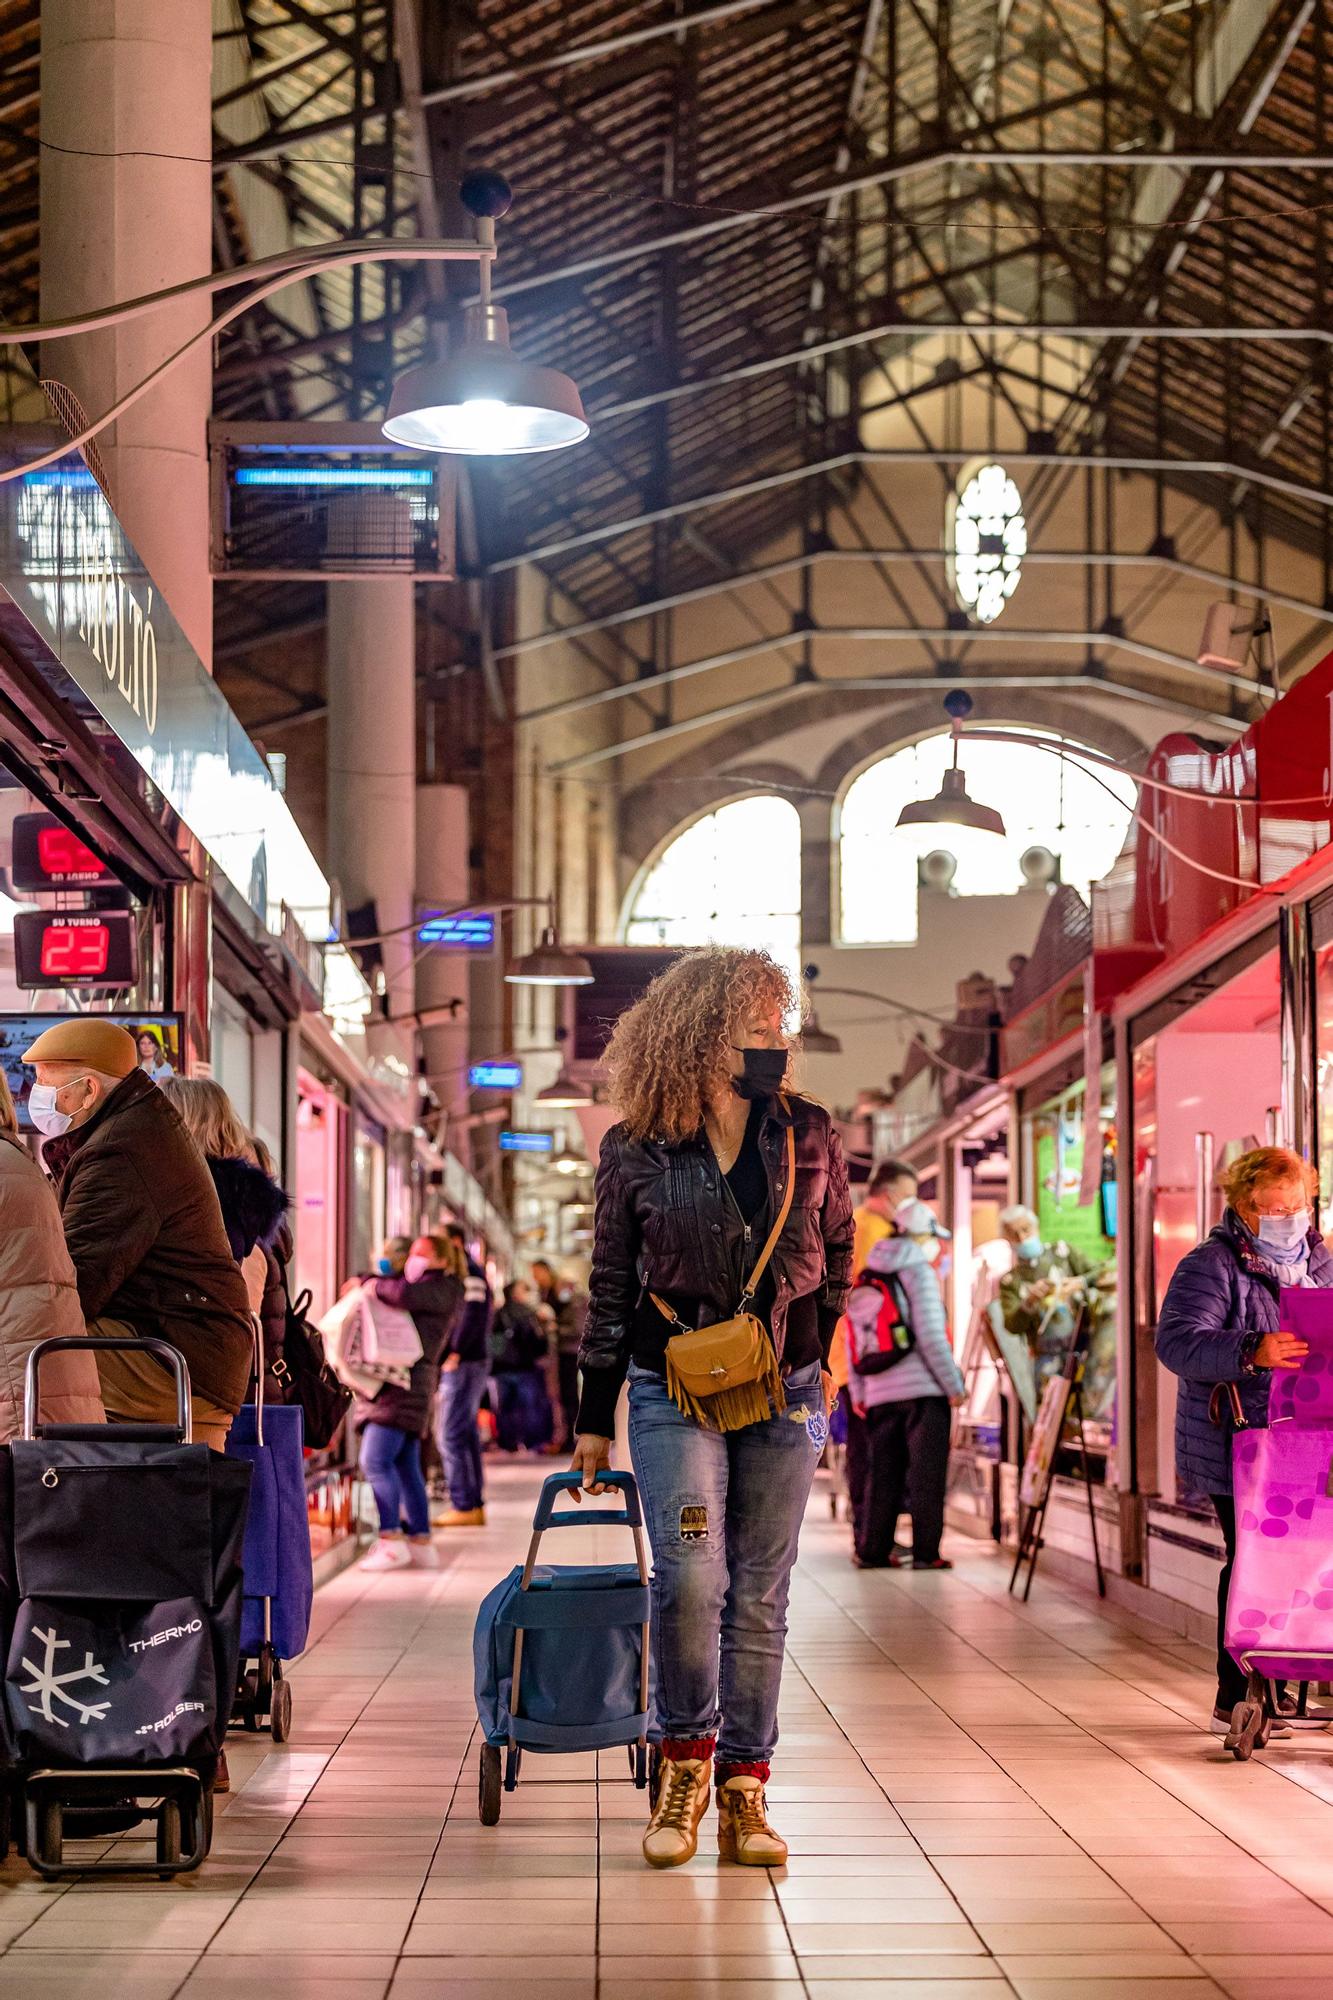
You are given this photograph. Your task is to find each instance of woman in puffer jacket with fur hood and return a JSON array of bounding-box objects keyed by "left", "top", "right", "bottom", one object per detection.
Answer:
[{"left": 0, "top": 1069, "right": 103, "bottom": 1438}]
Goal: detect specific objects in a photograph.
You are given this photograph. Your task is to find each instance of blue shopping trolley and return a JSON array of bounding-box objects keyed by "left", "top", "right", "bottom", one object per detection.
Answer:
[{"left": 472, "top": 1471, "right": 656, "bottom": 1824}]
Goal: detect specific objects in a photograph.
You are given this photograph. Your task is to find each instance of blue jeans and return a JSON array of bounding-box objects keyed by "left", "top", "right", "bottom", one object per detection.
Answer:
[
  {"left": 437, "top": 1360, "right": 487, "bottom": 1511},
  {"left": 495, "top": 1370, "right": 553, "bottom": 1452},
  {"left": 627, "top": 1357, "right": 825, "bottom": 1766},
  {"left": 359, "top": 1422, "right": 431, "bottom": 1538}
]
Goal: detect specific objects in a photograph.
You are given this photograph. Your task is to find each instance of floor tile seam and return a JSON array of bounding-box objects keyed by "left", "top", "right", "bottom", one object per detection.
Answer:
[
  {"left": 781, "top": 1640, "right": 1017, "bottom": 1998},
  {"left": 810, "top": 1561, "right": 1333, "bottom": 1934},
  {"left": 378, "top": 1701, "right": 480, "bottom": 2000},
  {"left": 294, "top": 1538, "right": 476, "bottom": 1673},
  {"left": 793, "top": 1561, "right": 1237, "bottom": 1964}
]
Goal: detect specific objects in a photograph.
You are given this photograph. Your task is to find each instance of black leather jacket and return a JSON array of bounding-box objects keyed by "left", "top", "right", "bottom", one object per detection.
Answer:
[{"left": 577, "top": 1093, "right": 853, "bottom": 1431}]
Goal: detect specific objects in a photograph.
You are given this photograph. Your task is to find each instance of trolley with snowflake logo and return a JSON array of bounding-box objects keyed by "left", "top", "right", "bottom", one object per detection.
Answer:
[{"left": 0, "top": 1337, "right": 251, "bottom": 1877}]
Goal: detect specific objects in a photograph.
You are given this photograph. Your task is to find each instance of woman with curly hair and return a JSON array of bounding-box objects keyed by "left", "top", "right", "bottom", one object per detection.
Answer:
[
  {"left": 571, "top": 945, "right": 853, "bottom": 1869},
  {"left": 1155, "top": 1144, "right": 1333, "bottom": 1737}
]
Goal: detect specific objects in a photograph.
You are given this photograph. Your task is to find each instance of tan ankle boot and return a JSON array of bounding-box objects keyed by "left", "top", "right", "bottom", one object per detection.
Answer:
[
  {"left": 716, "top": 1775, "right": 787, "bottom": 1865},
  {"left": 642, "top": 1756, "right": 711, "bottom": 1869}
]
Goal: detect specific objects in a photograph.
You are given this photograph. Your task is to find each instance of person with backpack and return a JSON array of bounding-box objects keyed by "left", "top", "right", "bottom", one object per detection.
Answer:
[
  {"left": 489, "top": 1279, "right": 553, "bottom": 1452},
  {"left": 845, "top": 1197, "right": 965, "bottom": 1571}
]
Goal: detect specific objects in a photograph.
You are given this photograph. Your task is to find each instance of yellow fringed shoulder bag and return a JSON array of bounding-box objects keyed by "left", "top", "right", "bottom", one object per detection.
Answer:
[{"left": 649, "top": 1112, "right": 796, "bottom": 1433}]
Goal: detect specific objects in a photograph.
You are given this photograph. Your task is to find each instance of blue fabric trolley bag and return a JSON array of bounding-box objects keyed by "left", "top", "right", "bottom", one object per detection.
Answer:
[{"left": 472, "top": 1471, "right": 655, "bottom": 1823}]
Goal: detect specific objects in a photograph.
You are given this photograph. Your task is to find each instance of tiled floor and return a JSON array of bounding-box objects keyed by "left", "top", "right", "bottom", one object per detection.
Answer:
[{"left": 5, "top": 1465, "right": 1333, "bottom": 1999}]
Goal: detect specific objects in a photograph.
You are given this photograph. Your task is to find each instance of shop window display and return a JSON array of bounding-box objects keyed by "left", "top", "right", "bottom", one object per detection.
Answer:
[
  {"left": 1130, "top": 939, "right": 1281, "bottom": 1500},
  {"left": 998, "top": 1072, "right": 1117, "bottom": 1445}
]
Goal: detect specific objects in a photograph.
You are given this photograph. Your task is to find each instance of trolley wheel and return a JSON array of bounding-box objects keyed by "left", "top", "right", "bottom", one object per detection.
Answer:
[
  {"left": 156, "top": 1798, "right": 182, "bottom": 1877},
  {"left": 478, "top": 1744, "right": 502, "bottom": 1826},
  {"left": 35, "top": 1798, "right": 61, "bottom": 1871},
  {"left": 1228, "top": 1699, "right": 1264, "bottom": 1761},
  {"left": 270, "top": 1678, "right": 293, "bottom": 1744},
  {"left": 240, "top": 1669, "right": 261, "bottom": 1732},
  {"left": 630, "top": 1741, "right": 650, "bottom": 1789},
  {"left": 186, "top": 1787, "right": 214, "bottom": 1862},
  {"left": 648, "top": 1744, "right": 664, "bottom": 1808}
]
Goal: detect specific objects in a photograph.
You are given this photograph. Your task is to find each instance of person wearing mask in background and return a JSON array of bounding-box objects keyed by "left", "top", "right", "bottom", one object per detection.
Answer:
[
  {"left": 846, "top": 1197, "right": 965, "bottom": 1571},
  {"left": 572, "top": 946, "right": 852, "bottom": 1871},
  {"left": 433, "top": 1222, "right": 494, "bottom": 1529},
  {"left": 0, "top": 1067, "right": 103, "bottom": 1437},
  {"left": 998, "top": 1203, "right": 1093, "bottom": 1387},
  {"left": 358, "top": 1233, "right": 465, "bottom": 1571},
  {"left": 1156, "top": 1146, "right": 1333, "bottom": 1737},
  {"left": 24, "top": 1020, "right": 252, "bottom": 1449},
  {"left": 830, "top": 1158, "right": 920, "bottom": 1549},
  {"left": 159, "top": 1080, "right": 289, "bottom": 1317},
  {"left": 490, "top": 1278, "right": 554, "bottom": 1452}
]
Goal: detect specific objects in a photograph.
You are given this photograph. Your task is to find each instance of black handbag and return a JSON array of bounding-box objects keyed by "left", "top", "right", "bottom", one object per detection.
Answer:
[{"left": 267, "top": 1279, "right": 352, "bottom": 1450}]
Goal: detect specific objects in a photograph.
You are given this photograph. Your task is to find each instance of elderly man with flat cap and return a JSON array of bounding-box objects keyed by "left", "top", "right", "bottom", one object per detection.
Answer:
[{"left": 24, "top": 1020, "right": 252, "bottom": 1448}]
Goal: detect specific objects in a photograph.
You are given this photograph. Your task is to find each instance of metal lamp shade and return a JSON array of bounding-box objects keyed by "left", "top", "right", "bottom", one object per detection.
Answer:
[
  {"left": 895, "top": 765, "right": 1006, "bottom": 838},
  {"left": 535, "top": 1067, "right": 594, "bottom": 1108},
  {"left": 383, "top": 345, "right": 588, "bottom": 455},
  {"left": 505, "top": 926, "right": 595, "bottom": 986},
  {"left": 800, "top": 1013, "right": 843, "bottom": 1055}
]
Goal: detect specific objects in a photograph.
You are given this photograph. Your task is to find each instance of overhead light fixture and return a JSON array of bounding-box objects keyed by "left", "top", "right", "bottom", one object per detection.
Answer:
[
  {"left": 896, "top": 690, "right": 1006, "bottom": 839},
  {"left": 800, "top": 1013, "right": 842, "bottom": 1056},
  {"left": 535, "top": 1066, "right": 594, "bottom": 1108},
  {"left": 383, "top": 170, "right": 588, "bottom": 457},
  {"left": 505, "top": 923, "right": 594, "bottom": 987},
  {"left": 549, "top": 1144, "right": 590, "bottom": 1177}
]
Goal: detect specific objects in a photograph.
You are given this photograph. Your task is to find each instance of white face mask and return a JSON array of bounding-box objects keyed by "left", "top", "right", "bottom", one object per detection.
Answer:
[
  {"left": 28, "top": 1075, "right": 92, "bottom": 1139},
  {"left": 403, "top": 1253, "right": 433, "bottom": 1284}
]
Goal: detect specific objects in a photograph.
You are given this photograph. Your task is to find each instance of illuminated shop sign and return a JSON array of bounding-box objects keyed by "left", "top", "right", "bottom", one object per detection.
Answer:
[
  {"left": 499, "top": 1130, "right": 553, "bottom": 1154},
  {"left": 470, "top": 1061, "right": 523, "bottom": 1090},
  {"left": 417, "top": 910, "right": 496, "bottom": 950}
]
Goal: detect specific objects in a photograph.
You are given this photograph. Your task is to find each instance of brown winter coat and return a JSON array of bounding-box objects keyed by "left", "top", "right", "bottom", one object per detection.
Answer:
[
  {"left": 42, "top": 1069, "right": 254, "bottom": 1414},
  {"left": 0, "top": 1131, "right": 103, "bottom": 1438}
]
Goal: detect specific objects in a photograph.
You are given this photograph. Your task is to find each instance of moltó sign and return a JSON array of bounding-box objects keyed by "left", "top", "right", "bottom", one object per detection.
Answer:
[{"left": 73, "top": 509, "right": 160, "bottom": 736}]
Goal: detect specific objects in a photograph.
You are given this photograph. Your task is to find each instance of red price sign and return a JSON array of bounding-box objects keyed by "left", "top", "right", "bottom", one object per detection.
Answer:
[{"left": 38, "top": 923, "right": 111, "bottom": 982}]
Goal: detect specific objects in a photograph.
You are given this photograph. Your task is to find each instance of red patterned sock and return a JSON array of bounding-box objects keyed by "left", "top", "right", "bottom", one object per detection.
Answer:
[
  {"left": 662, "top": 1735, "right": 716, "bottom": 1764},
  {"left": 716, "top": 1759, "right": 770, "bottom": 1785}
]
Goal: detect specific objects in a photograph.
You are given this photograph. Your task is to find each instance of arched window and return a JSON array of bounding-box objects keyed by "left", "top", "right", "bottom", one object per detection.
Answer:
[
  {"left": 839, "top": 731, "right": 1134, "bottom": 946},
  {"left": 625, "top": 795, "right": 802, "bottom": 994}
]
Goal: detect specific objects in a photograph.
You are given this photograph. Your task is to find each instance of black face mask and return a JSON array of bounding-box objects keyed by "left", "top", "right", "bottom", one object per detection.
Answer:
[{"left": 732, "top": 1046, "right": 787, "bottom": 1100}]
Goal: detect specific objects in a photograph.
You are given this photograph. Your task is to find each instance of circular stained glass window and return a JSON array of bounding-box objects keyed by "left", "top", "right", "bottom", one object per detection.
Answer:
[{"left": 949, "top": 461, "right": 1026, "bottom": 624}]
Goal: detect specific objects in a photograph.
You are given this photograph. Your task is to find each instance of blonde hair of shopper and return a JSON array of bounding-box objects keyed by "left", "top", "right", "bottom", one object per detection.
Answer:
[
  {"left": 1219, "top": 1146, "right": 1318, "bottom": 1227},
  {"left": 159, "top": 1076, "right": 257, "bottom": 1163},
  {"left": 603, "top": 944, "right": 795, "bottom": 1143}
]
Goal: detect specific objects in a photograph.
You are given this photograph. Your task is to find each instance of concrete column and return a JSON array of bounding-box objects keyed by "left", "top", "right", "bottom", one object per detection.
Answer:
[
  {"left": 416, "top": 783, "right": 471, "bottom": 1133},
  {"left": 40, "top": 0, "right": 214, "bottom": 667},
  {"left": 326, "top": 578, "right": 417, "bottom": 1024}
]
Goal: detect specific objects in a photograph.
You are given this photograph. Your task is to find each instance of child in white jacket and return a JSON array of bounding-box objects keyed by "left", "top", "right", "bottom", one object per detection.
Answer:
[{"left": 845, "top": 1199, "right": 964, "bottom": 1570}]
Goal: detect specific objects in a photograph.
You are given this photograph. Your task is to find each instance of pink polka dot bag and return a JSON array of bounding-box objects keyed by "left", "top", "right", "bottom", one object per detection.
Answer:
[{"left": 1224, "top": 1288, "right": 1333, "bottom": 1683}]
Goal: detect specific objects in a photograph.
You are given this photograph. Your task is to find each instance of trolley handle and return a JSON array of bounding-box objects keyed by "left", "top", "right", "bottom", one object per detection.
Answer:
[
  {"left": 531, "top": 1470, "right": 642, "bottom": 1530},
  {"left": 24, "top": 1336, "right": 192, "bottom": 1443}
]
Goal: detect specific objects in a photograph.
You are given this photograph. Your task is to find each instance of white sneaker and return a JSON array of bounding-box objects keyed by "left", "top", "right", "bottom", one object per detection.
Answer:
[
  {"left": 361, "top": 1538, "right": 411, "bottom": 1572},
  {"left": 407, "top": 1539, "right": 441, "bottom": 1569}
]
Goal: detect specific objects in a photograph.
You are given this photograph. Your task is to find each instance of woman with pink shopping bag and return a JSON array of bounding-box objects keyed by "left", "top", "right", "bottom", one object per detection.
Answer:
[{"left": 1155, "top": 1147, "right": 1333, "bottom": 1740}]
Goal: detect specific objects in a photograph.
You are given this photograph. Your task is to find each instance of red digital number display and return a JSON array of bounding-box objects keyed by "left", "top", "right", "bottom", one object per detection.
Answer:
[
  {"left": 38, "top": 923, "right": 111, "bottom": 982},
  {"left": 35, "top": 826, "right": 107, "bottom": 882}
]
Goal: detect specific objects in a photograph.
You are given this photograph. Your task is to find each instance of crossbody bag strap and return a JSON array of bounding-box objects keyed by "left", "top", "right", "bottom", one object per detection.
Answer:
[{"left": 651, "top": 1094, "right": 798, "bottom": 1327}]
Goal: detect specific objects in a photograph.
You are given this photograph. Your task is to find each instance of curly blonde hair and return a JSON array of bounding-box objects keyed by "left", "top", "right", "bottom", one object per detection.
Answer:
[
  {"left": 604, "top": 946, "right": 795, "bottom": 1142},
  {"left": 1220, "top": 1145, "right": 1318, "bottom": 1210}
]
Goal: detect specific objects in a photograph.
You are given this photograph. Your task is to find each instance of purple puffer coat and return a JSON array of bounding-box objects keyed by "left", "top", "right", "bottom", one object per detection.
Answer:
[{"left": 1154, "top": 1208, "right": 1333, "bottom": 1498}]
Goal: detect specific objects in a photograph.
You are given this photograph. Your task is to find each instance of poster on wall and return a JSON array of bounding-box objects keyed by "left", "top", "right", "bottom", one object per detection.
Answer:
[{"left": 0, "top": 1015, "right": 182, "bottom": 1130}]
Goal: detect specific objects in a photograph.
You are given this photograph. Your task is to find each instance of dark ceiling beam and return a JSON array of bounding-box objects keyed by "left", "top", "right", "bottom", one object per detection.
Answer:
[{"left": 543, "top": 669, "right": 1243, "bottom": 773}]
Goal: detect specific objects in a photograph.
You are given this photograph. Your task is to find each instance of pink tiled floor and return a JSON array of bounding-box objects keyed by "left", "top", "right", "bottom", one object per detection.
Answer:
[{"left": 4, "top": 1462, "right": 1333, "bottom": 1999}]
